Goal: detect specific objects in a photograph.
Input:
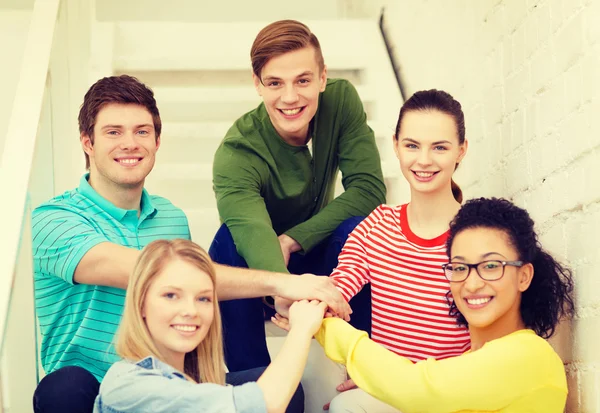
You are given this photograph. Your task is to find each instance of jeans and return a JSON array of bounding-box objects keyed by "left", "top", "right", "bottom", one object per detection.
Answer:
[
  {"left": 209, "top": 217, "right": 372, "bottom": 372},
  {"left": 33, "top": 365, "right": 304, "bottom": 413}
]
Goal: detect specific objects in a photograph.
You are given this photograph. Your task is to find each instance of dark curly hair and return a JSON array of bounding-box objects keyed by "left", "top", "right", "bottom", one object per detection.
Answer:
[{"left": 445, "top": 197, "right": 574, "bottom": 339}]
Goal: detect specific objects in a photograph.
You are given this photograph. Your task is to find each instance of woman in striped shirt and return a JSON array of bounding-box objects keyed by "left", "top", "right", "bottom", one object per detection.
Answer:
[{"left": 322, "top": 89, "right": 471, "bottom": 411}]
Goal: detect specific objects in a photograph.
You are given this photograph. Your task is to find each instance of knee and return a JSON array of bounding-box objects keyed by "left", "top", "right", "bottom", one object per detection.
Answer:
[
  {"left": 34, "top": 366, "right": 99, "bottom": 413},
  {"left": 333, "top": 216, "right": 365, "bottom": 240},
  {"left": 209, "top": 224, "right": 247, "bottom": 267},
  {"left": 328, "top": 390, "right": 362, "bottom": 413}
]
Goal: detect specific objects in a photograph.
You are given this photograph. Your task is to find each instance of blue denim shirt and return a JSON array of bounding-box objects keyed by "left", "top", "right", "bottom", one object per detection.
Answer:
[{"left": 93, "top": 357, "right": 267, "bottom": 413}]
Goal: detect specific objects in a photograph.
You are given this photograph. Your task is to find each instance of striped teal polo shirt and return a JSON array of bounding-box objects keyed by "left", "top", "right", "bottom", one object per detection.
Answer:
[{"left": 33, "top": 174, "right": 191, "bottom": 381}]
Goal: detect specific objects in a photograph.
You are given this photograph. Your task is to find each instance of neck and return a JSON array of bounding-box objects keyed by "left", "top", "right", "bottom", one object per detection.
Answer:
[
  {"left": 87, "top": 173, "right": 143, "bottom": 212},
  {"left": 407, "top": 185, "right": 461, "bottom": 231},
  {"left": 274, "top": 123, "right": 310, "bottom": 147},
  {"left": 469, "top": 312, "right": 526, "bottom": 351}
]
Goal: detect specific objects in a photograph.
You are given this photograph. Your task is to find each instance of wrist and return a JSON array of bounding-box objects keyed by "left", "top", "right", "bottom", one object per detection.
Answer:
[{"left": 282, "top": 234, "right": 302, "bottom": 253}]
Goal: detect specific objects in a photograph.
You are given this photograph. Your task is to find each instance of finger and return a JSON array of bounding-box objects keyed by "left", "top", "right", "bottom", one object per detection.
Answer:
[
  {"left": 317, "top": 301, "right": 328, "bottom": 312},
  {"left": 271, "top": 316, "right": 290, "bottom": 331}
]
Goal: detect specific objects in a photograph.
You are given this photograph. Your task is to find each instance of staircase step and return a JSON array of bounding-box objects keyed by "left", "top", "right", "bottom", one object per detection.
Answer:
[{"left": 113, "top": 20, "right": 381, "bottom": 72}]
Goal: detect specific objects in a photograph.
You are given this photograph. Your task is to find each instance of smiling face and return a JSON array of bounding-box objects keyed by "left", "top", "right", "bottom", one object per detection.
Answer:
[
  {"left": 394, "top": 110, "right": 467, "bottom": 196},
  {"left": 449, "top": 227, "right": 533, "bottom": 334},
  {"left": 253, "top": 46, "right": 327, "bottom": 145},
  {"left": 81, "top": 103, "right": 160, "bottom": 193},
  {"left": 142, "top": 258, "right": 215, "bottom": 370}
]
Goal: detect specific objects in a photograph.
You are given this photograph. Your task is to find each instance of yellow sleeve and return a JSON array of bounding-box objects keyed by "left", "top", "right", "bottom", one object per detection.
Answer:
[{"left": 315, "top": 318, "right": 567, "bottom": 413}]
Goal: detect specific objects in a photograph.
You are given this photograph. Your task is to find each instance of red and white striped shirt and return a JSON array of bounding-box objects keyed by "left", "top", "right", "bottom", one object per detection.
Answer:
[{"left": 332, "top": 204, "right": 471, "bottom": 361}]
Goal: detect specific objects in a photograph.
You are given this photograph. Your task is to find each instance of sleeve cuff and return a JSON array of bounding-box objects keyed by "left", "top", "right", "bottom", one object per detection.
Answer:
[
  {"left": 232, "top": 382, "right": 268, "bottom": 413},
  {"left": 65, "top": 236, "right": 111, "bottom": 284}
]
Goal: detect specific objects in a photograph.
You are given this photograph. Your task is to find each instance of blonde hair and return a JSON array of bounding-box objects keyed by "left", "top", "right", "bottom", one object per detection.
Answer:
[{"left": 116, "top": 239, "right": 225, "bottom": 385}]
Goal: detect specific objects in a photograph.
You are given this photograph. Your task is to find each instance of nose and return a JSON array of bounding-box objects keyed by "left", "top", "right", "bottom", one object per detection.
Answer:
[
  {"left": 180, "top": 298, "right": 199, "bottom": 318},
  {"left": 416, "top": 148, "right": 432, "bottom": 167},
  {"left": 119, "top": 131, "right": 140, "bottom": 150},
  {"left": 463, "top": 266, "right": 485, "bottom": 292},
  {"left": 281, "top": 84, "right": 299, "bottom": 104}
]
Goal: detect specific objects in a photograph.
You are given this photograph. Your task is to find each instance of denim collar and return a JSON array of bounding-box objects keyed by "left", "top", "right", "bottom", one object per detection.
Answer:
[{"left": 135, "top": 356, "right": 186, "bottom": 380}]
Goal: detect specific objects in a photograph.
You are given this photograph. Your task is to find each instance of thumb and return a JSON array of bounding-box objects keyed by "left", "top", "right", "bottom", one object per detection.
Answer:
[{"left": 336, "top": 378, "right": 355, "bottom": 391}]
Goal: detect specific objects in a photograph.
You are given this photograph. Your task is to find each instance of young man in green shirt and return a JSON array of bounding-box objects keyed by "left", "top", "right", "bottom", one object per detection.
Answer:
[{"left": 211, "top": 20, "right": 386, "bottom": 371}]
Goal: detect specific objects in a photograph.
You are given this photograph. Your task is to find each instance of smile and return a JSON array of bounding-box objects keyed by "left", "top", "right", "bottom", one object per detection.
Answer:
[
  {"left": 278, "top": 107, "right": 305, "bottom": 117},
  {"left": 412, "top": 170, "right": 439, "bottom": 181},
  {"left": 115, "top": 158, "right": 142, "bottom": 165},
  {"left": 464, "top": 296, "right": 493, "bottom": 309},
  {"left": 171, "top": 325, "right": 198, "bottom": 332}
]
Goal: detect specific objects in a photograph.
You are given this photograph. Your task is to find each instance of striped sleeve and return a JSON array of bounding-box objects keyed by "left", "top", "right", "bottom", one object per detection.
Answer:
[
  {"left": 32, "top": 205, "right": 109, "bottom": 284},
  {"left": 330, "top": 206, "right": 385, "bottom": 302}
]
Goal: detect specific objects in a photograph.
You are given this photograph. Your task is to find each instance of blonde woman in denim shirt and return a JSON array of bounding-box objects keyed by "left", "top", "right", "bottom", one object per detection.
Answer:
[{"left": 94, "top": 239, "right": 327, "bottom": 413}]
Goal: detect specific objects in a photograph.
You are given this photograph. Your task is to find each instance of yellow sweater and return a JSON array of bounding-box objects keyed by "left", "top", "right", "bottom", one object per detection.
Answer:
[{"left": 315, "top": 318, "right": 567, "bottom": 413}]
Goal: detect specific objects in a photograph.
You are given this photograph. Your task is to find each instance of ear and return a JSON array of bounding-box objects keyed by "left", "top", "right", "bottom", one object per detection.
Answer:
[
  {"left": 252, "top": 72, "right": 263, "bottom": 97},
  {"left": 457, "top": 139, "right": 468, "bottom": 164},
  {"left": 517, "top": 262, "right": 534, "bottom": 292},
  {"left": 319, "top": 65, "right": 328, "bottom": 92},
  {"left": 81, "top": 132, "right": 94, "bottom": 156},
  {"left": 155, "top": 135, "right": 161, "bottom": 151},
  {"left": 141, "top": 304, "right": 146, "bottom": 319}
]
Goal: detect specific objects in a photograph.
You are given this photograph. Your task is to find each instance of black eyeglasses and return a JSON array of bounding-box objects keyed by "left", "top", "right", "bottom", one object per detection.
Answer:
[{"left": 441, "top": 260, "right": 524, "bottom": 282}]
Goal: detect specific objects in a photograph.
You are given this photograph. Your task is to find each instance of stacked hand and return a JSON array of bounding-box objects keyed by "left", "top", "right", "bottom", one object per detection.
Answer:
[{"left": 287, "top": 299, "right": 328, "bottom": 336}]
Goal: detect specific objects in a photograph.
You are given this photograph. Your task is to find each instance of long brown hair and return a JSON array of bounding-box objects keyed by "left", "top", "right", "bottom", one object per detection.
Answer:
[
  {"left": 395, "top": 89, "right": 466, "bottom": 202},
  {"left": 115, "top": 239, "right": 225, "bottom": 384}
]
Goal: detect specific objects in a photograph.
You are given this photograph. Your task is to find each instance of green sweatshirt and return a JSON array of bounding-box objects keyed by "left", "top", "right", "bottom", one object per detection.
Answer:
[{"left": 213, "top": 78, "right": 386, "bottom": 273}]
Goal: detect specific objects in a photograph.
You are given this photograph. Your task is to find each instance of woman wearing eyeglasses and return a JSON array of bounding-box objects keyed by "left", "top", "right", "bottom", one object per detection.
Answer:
[{"left": 311, "top": 197, "right": 574, "bottom": 412}]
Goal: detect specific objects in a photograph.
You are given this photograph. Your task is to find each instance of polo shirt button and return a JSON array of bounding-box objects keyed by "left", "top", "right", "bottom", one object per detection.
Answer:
[
  {"left": 314, "top": 197, "right": 318, "bottom": 202},
  {"left": 313, "top": 178, "right": 316, "bottom": 183}
]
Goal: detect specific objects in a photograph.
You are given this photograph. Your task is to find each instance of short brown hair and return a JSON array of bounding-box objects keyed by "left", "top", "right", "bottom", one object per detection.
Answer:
[
  {"left": 250, "top": 20, "right": 325, "bottom": 78},
  {"left": 78, "top": 75, "right": 162, "bottom": 169}
]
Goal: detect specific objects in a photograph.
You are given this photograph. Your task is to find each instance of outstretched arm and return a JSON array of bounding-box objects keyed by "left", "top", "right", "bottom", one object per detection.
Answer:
[{"left": 315, "top": 318, "right": 567, "bottom": 413}]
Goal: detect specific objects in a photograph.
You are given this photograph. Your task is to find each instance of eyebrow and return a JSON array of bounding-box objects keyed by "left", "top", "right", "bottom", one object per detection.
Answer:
[
  {"left": 100, "top": 124, "right": 154, "bottom": 130},
  {"left": 451, "top": 252, "right": 508, "bottom": 261},
  {"left": 161, "top": 286, "right": 214, "bottom": 294},
  {"left": 401, "top": 137, "right": 453, "bottom": 145},
  {"left": 262, "top": 71, "right": 314, "bottom": 82}
]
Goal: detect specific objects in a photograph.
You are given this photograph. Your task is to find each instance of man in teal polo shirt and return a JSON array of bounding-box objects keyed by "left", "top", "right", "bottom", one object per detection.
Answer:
[
  {"left": 211, "top": 20, "right": 386, "bottom": 372},
  {"left": 32, "top": 75, "right": 347, "bottom": 413}
]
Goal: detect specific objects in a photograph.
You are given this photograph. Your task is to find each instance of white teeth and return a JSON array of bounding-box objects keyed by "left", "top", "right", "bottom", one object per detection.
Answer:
[
  {"left": 118, "top": 158, "right": 139, "bottom": 165},
  {"left": 466, "top": 297, "right": 491, "bottom": 305},
  {"left": 281, "top": 108, "right": 302, "bottom": 115},
  {"left": 415, "top": 172, "right": 434, "bottom": 177},
  {"left": 172, "top": 325, "right": 197, "bottom": 332}
]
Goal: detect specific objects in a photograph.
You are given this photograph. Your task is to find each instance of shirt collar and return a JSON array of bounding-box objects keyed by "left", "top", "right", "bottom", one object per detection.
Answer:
[
  {"left": 136, "top": 356, "right": 186, "bottom": 379},
  {"left": 78, "top": 173, "right": 157, "bottom": 222}
]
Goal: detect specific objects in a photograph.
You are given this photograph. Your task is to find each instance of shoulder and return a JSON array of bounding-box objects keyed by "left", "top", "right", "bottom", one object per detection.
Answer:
[
  {"left": 32, "top": 189, "right": 96, "bottom": 225},
  {"left": 352, "top": 204, "right": 399, "bottom": 237},
  {"left": 322, "top": 78, "right": 360, "bottom": 104},
  {"left": 489, "top": 330, "right": 565, "bottom": 373},
  {"left": 149, "top": 195, "right": 186, "bottom": 216}
]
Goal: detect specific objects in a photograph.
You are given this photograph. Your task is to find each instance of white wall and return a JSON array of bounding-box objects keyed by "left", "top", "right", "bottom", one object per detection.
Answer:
[
  {"left": 0, "top": 8, "right": 31, "bottom": 160},
  {"left": 95, "top": 0, "right": 348, "bottom": 22},
  {"left": 370, "top": 0, "right": 599, "bottom": 411}
]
